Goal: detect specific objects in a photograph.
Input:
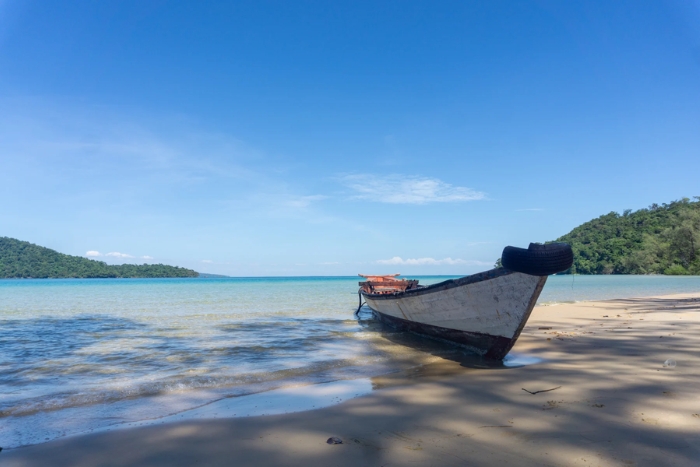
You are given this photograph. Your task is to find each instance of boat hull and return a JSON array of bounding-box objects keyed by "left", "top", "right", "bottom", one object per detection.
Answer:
[{"left": 362, "top": 268, "right": 547, "bottom": 359}]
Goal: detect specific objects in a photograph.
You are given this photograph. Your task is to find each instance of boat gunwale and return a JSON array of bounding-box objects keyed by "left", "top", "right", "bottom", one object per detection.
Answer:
[{"left": 360, "top": 267, "right": 518, "bottom": 300}]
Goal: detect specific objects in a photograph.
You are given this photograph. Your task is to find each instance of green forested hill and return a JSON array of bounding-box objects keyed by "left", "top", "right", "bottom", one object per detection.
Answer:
[
  {"left": 554, "top": 198, "right": 700, "bottom": 275},
  {"left": 0, "top": 237, "right": 199, "bottom": 278}
]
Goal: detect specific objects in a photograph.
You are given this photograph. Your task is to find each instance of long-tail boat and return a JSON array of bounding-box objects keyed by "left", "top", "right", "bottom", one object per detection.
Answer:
[{"left": 358, "top": 243, "right": 573, "bottom": 359}]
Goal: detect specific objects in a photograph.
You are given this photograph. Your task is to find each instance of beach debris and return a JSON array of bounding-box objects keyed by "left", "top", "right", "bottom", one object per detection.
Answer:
[
  {"left": 326, "top": 437, "right": 343, "bottom": 445},
  {"left": 522, "top": 386, "right": 561, "bottom": 395},
  {"left": 538, "top": 326, "right": 552, "bottom": 330},
  {"left": 663, "top": 359, "right": 676, "bottom": 368},
  {"left": 543, "top": 400, "right": 562, "bottom": 410}
]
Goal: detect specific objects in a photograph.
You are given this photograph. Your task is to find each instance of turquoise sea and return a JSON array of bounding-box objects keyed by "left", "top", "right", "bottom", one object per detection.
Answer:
[{"left": 1, "top": 274, "right": 699, "bottom": 447}]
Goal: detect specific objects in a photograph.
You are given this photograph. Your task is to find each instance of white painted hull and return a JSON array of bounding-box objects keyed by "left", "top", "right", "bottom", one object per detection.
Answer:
[{"left": 361, "top": 269, "right": 547, "bottom": 359}]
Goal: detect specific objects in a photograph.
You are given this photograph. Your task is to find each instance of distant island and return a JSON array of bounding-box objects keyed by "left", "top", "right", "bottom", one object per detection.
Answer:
[
  {"left": 0, "top": 237, "right": 199, "bottom": 278},
  {"left": 554, "top": 197, "right": 700, "bottom": 275}
]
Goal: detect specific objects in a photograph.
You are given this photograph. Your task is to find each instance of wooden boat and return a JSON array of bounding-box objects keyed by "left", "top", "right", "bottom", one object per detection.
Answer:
[{"left": 358, "top": 243, "right": 573, "bottom": 360}]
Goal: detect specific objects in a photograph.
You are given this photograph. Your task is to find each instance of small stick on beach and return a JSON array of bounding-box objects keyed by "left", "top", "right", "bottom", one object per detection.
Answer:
[{"left": 521, "top": 386, "right": 561, "bottom": 395}]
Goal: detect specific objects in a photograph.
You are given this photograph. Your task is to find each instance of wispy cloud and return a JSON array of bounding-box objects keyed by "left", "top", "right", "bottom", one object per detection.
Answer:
[
  {"left": 516, "top": 208, "right": 544, "bottom": 212},
  {"left": 283, "top": 195, "right": 327, "bottom": 209},
  {"left": 340, "top": 174, "right": 485, "bottom": 204},
  {"left": 105, "top": 252, "right": 133, "bottom": 258},
  {"left": 201, "top": 260, "right": 213, "bottom": 263},
  {"left": 0, "top": 99, "right": 265, "bottom": 208},
  {"left": 376, "top": 257, "right": 491, "bottom": 266},
  {"left": 87, "top": 251, "right": 153, "bottom": 260}
]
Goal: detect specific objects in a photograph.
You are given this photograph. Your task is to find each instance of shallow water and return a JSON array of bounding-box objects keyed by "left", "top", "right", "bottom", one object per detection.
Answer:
[{"left": 1, "top": 274, "right": 698, "bottom": 447}]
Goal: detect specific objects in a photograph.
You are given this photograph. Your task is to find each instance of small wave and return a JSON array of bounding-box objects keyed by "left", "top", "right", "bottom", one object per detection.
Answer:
[{"left": 0, "top": 354, "right": 404, "bottom": 418}]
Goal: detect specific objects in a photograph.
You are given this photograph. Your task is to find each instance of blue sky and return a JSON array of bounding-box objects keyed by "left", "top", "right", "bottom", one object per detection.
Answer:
[{"left": 1, "top": 0, "right": 699, "bottom": 276}]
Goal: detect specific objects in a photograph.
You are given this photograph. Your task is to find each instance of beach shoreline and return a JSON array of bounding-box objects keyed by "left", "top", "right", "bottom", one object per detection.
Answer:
[{"left": 3, "top": 292, "right": 700, "bottom": 466}]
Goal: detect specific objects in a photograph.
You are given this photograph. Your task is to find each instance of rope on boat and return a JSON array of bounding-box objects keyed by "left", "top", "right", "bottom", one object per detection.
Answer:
[{"left": 355, "top": 290, "right": 365, "bottom": 316}]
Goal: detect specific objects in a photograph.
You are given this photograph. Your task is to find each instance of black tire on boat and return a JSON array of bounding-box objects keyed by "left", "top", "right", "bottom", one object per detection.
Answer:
[{"left": 501, "top": 243, "right": 574, "bottom": 276}]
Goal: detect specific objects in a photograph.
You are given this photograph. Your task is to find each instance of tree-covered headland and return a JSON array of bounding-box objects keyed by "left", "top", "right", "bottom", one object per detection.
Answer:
[
  {"left": 555, "top": 197, "right": 700, "bottom": 275},
  {"left": 0, "top": 237, "right": 199, "bottom": 278}
]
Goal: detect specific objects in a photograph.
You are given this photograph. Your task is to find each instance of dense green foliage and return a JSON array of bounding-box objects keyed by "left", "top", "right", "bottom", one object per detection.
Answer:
[
  {"left": 555, "top": 198, "right": 700, "bottom": 275},
  {"left": 0, "top": 237, "right": 199, "bottom": 278}
]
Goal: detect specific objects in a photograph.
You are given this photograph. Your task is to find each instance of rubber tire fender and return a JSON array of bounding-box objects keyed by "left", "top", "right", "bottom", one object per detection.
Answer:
[{"left": 501, "top": 243, "right": 574, "bottom": 276}]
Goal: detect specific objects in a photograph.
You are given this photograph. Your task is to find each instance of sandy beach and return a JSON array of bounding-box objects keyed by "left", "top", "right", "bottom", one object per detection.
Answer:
[{"left": 3, "top": 293, "right": 700, "bottom": 467}]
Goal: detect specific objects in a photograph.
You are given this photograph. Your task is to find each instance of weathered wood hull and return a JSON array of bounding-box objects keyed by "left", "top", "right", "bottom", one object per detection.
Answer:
[{"left": 361, "top": 268, "right": 547, "bottom": 359}]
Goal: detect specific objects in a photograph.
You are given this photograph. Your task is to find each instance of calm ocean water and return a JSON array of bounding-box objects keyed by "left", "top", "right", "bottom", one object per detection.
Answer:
[{"left": 1, "top": 274, "right": 699, "bottom": 447}]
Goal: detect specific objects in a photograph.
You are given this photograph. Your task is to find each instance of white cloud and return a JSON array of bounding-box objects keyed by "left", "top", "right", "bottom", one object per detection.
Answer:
[
  {"left": 141, "top": 255, "right": 154, "bottom": 260},
  {"left": 85, "top": 250, "right": 101, "bottom": 257},
  {"left": 201, "top": 260, "right": 213, "bottom": 263},
  {"left": 376, "top": 257, "right": 491, "bottom": 266},
  {"left": 283, "top": 195, "right": 327, "bottom": 209},
  {"left": 340, "top": 174, "right": 485, "bottom": 204},
  {"left": 105, "top": 252, "right": 133, "bottom": 258}
]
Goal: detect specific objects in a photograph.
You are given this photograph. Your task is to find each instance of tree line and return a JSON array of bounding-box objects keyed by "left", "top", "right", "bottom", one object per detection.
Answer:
[
  {"left": 0, "top": 237, "right": 199, "bottom": 278},
  {"left": 555, "top": 197, "right": 700, "bottom": 275}
]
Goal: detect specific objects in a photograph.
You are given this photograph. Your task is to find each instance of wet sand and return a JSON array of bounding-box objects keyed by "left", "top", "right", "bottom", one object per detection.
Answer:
[{"left": 3, "top": 293, "right": 700, "bottom": 466}]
